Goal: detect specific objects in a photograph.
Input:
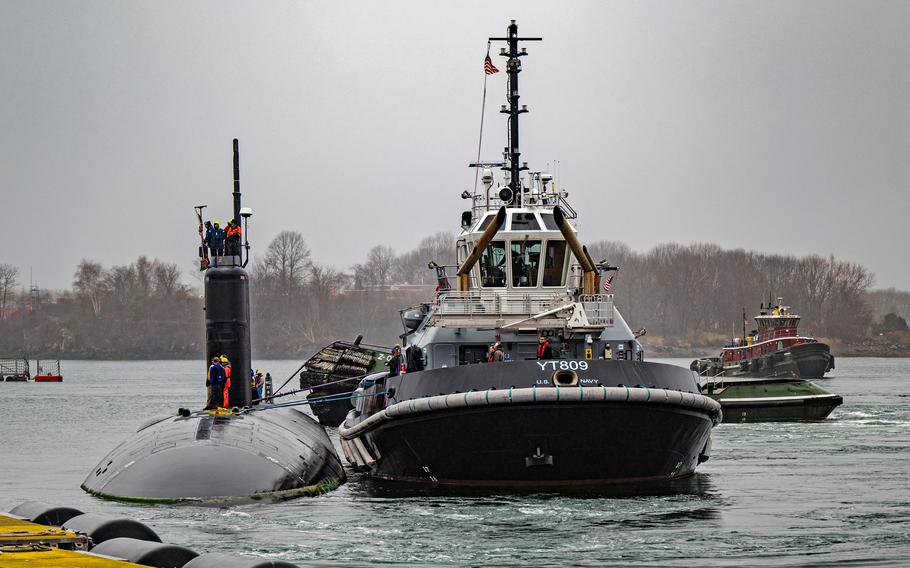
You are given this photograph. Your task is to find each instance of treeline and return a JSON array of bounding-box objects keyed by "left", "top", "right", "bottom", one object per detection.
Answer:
[
  {"left": 0, "top": 232, "right": 456, "bottom": 358},
  {"left": 0, "top": 257, "right": 199, "bottom": 358},
  {"left": 0, "top": 235, "right": 899, "bottom": 359},
  {"left": 587, "top": 241, "right": 875, "bottom": 342}
]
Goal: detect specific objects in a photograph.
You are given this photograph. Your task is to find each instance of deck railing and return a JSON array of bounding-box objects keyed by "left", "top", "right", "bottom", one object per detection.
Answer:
[
  {"left": 436, "top": 290, "right": 565, "bottom": 316},
  {"left": 435, "top": 290, "right": 614, "bottom": 326}
]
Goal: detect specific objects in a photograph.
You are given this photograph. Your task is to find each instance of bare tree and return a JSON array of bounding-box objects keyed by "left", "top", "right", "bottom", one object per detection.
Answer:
[
  {"left": 0, "top": 264, "right": 19, "bottom": 319},
  {"left": 361, "top": 245, "right": 396, "bottom": 289},
  {"left": 257, "top": 231, "right": 311, "bottom": 296},
  {"left": 152, "top": 261, "right": 184, "bottom": 297},
  {"left": 73, "top": 260, "right": 105, "bottom": 316}
]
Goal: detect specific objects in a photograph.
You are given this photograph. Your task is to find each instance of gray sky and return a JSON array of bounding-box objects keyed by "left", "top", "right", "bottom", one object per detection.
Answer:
[{"left": 2, "top": 1, "right": 908, "bottom": 291}]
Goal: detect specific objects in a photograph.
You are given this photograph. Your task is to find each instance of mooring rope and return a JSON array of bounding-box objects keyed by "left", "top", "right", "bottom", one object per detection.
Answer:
[{"left": 247, "top": 389, "right": 388, "bottom": 413}]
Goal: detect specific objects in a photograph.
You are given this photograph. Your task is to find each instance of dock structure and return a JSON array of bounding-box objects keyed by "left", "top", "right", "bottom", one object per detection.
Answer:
[
  {"left": 0, "top": 512, "right": 139, "bottom": 566},
  {"left": 0, "top": 512, "right": 87, "bottom": 549},
  {"left": 1, "top": 509, "right": 301, "bottom": 568},
  {"left": 0, "top": 546, "right": 141, "bottom": 567}
]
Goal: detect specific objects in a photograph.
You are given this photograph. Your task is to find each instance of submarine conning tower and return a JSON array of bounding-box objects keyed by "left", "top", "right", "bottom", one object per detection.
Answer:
[{"left": 203, "top": 138, "right": 252, "bottom": 408}]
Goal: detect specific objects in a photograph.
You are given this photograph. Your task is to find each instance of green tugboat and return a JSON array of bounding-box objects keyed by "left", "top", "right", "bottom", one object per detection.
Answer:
[{"left": 699, "top": 376, "right": 842, "bottom": 423}]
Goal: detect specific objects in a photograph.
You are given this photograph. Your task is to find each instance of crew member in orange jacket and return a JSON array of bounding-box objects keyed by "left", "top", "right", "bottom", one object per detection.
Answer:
[
  {"left": 225, "top": 219, "right": 242, "bottom": 256},
  {"left": 220, "top": 355, "right": 232, "bottom": 407}
]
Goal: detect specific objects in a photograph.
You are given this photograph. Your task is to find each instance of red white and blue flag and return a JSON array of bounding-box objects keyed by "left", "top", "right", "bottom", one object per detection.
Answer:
[
  {"left": 603, "top": 275, "right": 614, "bottom": 293},
  {"left": 484, "top": 55, "right": 499, "bottom": 75}
]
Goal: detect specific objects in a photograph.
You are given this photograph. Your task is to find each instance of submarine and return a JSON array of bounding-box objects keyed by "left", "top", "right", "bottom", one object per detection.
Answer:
[{"left": 82, "top": 140, "right": 345, "bottom": 503}]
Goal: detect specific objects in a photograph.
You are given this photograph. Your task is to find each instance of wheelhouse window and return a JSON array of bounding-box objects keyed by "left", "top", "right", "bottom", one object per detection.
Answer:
[
  {"left": 511, "top": 240, "right": 541, "bottom": 287},
  {"left": 479, "top": 241, "right": 507, "bottom": 287},
  {"left": 475, "top": 214, "right": 495, "bottom": 232},
  {"left": 540, "top": 213, "right": 558, "bottom": 230},
  {"left": 542, "top": 240, "right": 569, "bottom": 286},
  {"left": 510, "top": 212, "right": 540, "bottom": 231}
]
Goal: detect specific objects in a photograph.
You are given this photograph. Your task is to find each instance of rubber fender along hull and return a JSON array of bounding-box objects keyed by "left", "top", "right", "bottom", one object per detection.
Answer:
[
  {"left": 349, "top": 402, "right": 715, "bottom": 487},
  {"left": 81, "top": 407, "right": 345, "bottom": 503}
]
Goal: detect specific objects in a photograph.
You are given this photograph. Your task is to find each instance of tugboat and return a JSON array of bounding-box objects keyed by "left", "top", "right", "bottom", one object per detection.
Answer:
[
  {"left": 82, "top": 140, "right": 345, "bottom": 503},
  {"left": 698, "top": 375, "right": 842, "bottom": 423},
  {"left": 691, "top": 299, "right": 835, "bottom": 379},
  {"left": 299, "top": 337, "right": 393, "bottom": 426},
  {"left": 338, "top": 21, "right": 722, "bottom": 487}
]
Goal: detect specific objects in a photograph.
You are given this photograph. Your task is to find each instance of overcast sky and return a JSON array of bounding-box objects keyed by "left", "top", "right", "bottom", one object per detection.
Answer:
[{"left": 2, "top": 1, "right": 908, "bottom": 291}]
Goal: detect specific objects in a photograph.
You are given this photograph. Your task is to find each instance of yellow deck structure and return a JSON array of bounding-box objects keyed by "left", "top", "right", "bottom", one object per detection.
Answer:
[
  {"left": 0, "top": 513, "right": 85, "bottom": 549},
  {"left": 0, "top": 546, "right": 141, "bottom": 567},
  {"left": 0, "top": 513, "right": 142, "bottom": 567}
]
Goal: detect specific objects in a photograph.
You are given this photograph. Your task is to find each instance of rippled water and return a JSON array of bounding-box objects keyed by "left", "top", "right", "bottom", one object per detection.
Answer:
[{"left": 1, "top": 358, "right": 908, "bottom": 566}]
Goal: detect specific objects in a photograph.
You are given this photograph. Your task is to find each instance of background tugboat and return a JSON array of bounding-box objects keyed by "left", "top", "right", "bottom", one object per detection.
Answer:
[
  {"left": 691, "top": 299, "right": 835, "bottom": 379},
  {"left": 692, "top": 299, "right": 842, "bottom": 422},
  {"left": 81, "top": 140, "right": 345, "bottom": 503},
  {"left": 338, "top": 21, "right": 722, "bottom": 487}
]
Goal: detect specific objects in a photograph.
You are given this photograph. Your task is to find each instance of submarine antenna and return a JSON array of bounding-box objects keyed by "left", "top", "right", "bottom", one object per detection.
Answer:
[
  {"left": 489, "top": 20, "right": 541, "bottom": 207},
  {"left": 232, "top": 138, "right": 242, "bottom": 233}
]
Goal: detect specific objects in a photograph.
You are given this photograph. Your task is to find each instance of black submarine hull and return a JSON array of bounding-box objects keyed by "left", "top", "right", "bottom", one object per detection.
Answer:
[
  {"left": 340, "top": 360, "right": 720, "bottom": 487},
  {"left": 82, "top": 407, "right": 345, "bottom": 504}
]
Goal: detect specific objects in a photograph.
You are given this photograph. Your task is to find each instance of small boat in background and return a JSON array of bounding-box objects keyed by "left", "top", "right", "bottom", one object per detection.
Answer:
[
  {"left": 33, "top": 359, "right": 63, "bottom": 382},
  {"left": 1, "top": 356, "right": 30, "bottom": 382}
]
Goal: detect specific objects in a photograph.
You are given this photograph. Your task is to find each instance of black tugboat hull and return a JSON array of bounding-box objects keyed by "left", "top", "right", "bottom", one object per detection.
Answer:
[
  {"left": 694, "top": 342, "right": 834, "bottom": 379},
  {"left": 716, "top": 394, "right": 843, "bottom": 423},
  {"left": 789, "top": 342, "right": 834, "bottom": 378},
  {"left": 357, "top": 403, "right": 714, "bottom": 486},
  {"left": 340, "top": 360, "right": 720, "bottom": 487}
]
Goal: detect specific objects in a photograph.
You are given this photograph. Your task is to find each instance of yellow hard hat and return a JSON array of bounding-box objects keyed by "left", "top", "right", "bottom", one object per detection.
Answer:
[
  {"left": 255, "top": 369, "right": 262, "bottom": 374},
  {"left": 220, "top": 356, "right": 228, "bottom": 363}
]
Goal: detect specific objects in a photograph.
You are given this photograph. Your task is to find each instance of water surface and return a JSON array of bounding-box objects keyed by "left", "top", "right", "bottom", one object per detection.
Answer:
[{"left": 1, "top": 358, "right": 907, "bottom": 566}]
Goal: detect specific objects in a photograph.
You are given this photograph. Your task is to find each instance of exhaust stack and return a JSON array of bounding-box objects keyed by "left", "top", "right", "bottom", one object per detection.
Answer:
[
  {"left": 456, "top": 207, "right": 507, "bottom": 291},
  {"left": 553, "top": 206, "right": 599, "bottom": 295}
]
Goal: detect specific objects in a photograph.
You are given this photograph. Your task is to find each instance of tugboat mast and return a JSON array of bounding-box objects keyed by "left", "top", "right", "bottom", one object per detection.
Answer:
[{"left": 490, "top": 20, "right": 541, "bottom": 205}]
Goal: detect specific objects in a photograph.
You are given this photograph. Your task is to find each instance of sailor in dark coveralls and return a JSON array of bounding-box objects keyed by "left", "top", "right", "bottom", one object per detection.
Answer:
[{"left": 206, "top": 357, "right": 225, "bottom": 408}]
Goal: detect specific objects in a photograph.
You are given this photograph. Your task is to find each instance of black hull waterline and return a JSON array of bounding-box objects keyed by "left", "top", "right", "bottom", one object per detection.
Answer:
[
  {"left": 340, "top": 361, "right": 721, "bottom": 487},
  {"left": 715, "top": 393, "right": 843, "bottom": 423}
]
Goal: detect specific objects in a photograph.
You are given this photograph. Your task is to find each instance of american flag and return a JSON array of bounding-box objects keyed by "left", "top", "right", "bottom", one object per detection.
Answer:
[
  {"left": 603, "top": 275, "right": 614, "bottom": 293},
  {"left": 484, "top": 55, "right": 499, "bottom": 75}
]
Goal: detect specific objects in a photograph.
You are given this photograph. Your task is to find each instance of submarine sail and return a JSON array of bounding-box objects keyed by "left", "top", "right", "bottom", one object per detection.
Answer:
[{"left": 82, "top": 139, "right": 345, "bottom": 503}]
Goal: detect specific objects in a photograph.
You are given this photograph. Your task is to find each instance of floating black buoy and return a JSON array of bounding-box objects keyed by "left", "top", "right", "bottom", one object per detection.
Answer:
[
  {"left": 62, "top": 513, "right": 161, "bottom": 547},
  {"left": 90, "top": 537, "right": 199, "bottom": 567},
  {"left": 8, "top": 501, "right": 84, "bottom": 526}
]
